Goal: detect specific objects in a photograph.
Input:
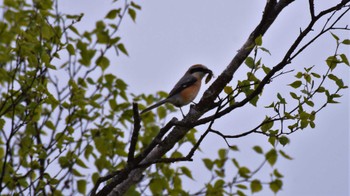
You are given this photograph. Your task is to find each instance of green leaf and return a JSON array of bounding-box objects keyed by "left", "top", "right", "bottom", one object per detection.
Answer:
[
  {"left": 311, "top": 72, "right": 320, "bottom": 78},
  {"left": 279, "top": 150, "right": 293, "bottom": 160},
  {"left": 289, "top": 80, "right": 302, "bottom": 88},
  {"left": 232, "top": 158, "right": 240, "bottom": 168},
  {"left": 268, "top": 136, "right": 276, "bottom": 146},
  {"left": 72, "top": 168, "right": 84, "bottom": 177},
  {"left": 230, "top": 145, "right": 239, "bottom": 151},
  {"left": 277, "top": 93, "right": 286, "bottom": 104},
  {"left": 251, "top": 179, "right": 262, "bottom": 193},
  {"left": 69, "top": 26, "right": 80, "bottom": 36},
  {"left": 262, "top": 65, "right": 271, "bottom": 74},
  {"left": 117, "top": 43, "right": 129, "bottom": 56},
  {"left": 224, "top": 86, "right": 233, "bottom": 95},
  {"left": 218, "top": 149, "right": 227, "bottom": 159},
  {"left": 92, "top": 172, "right": 99, "bottom": 184},
  {"left": 214, "top": 179, "right": 225, "bottom": 189},
  {"left": 245, "top": 56, "right": 255, "bottom": 69},
  {"left": 149, "top": 178, "right": 165, "bottom": 194},
  {"left": 261, "top": 118, "right": 273, "bottom": 132},
  {"left": 249, "top": 94, "right": 259, "bottom": 107},
  {"left": 328, "top": 74, "right": 344, "bottom": 88},
  {"left": 45, "top": 120, "right": 55, "bottom": 130},
  {"left": 273, "top": 169, "right": 284, "bottom": 178},
  {"left": 295, "top": 72, "right": 303, "bottom": 78},
  {"left": 76, "top": 158, "right": 88, "bottom": 169},
  {"left": 0, "top": 119, "right": 5, "bottom": 130},
  {"left": 105, "top": 9, "right": 120, "bottom": 19},
  {"left": 157, "top": 106, "right": 166, "bottom": 119},
  {"left": 236, "top": 184, "right": 248, "bottom": 190},
  {"left": 340, "top": 54, "right": 349, "bottom": 66},
  {"left": 203, "top": 158, "right": 214, "bottom": 170},
  {"left": 58, "top": 157, "right": 70, "bottom": 168},
  {"left": 265, "top": 149, "right": 277, "bottom": 166},
  {"left": 131, "top": 1, "right": 142, "bottom": 10},
  {"left": 255, "top": 35, "right": 263, "bottom": 46},
  {"left": 96, "top": 56, "right": 110, "bottom": 71},
  {"left": 342, "top": 39, "right": 350, "bottom": 45},
  {"left": 260, "top": 47, "right": 271, "bottom": 55},
  {"left": 330, "top": 32, "right": 339, "bottom": 41},
  {"left": 128, "top": 8, "right": 137, "bottom": 22},
  {"left": 269, "top": 179, "right": 283, "bottom": 193},
  {"left": 290, "top": 92, "right": 299, "bottom": 100},
  {"left": 239, "top": 167, "right": 251, "bottom": 178},
  {"left": 326, "top": 56, "right": 339, "bottom": 70},
  {"left": 180, "top": 167, "right": 193, "bottom": 179},
  {"left": 237, "top": 190, "right": 246, "bottom": 196},
  {"left": 252, "top": 146, "right": 263, "bottom": 154},
  {"left": 84, "top": 145, "right": 93, "bottom": 160},
  {"left": 77, "top": 180, "right": 86, "bottom": 194},
  {"left": 66, "top": 44, "right": 75, "bottom": 55},
  {"left": 278, "top": 136, "right": 289, "bottom": 146}
]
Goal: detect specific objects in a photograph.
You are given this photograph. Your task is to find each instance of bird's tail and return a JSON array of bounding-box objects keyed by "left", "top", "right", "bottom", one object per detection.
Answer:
[{"left": 140, "top": 99, "right": 168, "bottom": 114}]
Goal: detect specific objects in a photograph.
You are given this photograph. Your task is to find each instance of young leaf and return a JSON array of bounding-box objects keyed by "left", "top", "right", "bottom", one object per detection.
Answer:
[
  {"left": 238, "top": 167, "right": 251, "bottom": 178},
  {"left": 117, "top": 43, "right": 129, "bottom": 56},
  {"left": 77, "top": 180, "right": 86, "bottom": 194},
  {"left": 279, "top": 150, "right": 293, "bottom": 160},
  {"left": 252, "top": 146, "right": 263, "bottom": 154},
  {"left": 96, "top": 56, "right": 110, "bottom": 71},
  {"left": 342, "top": 39, "right": 350, "bottom": 45},
  {"left": 105, "top": 9, "right": 120, "bottom": 19},
  {"left": 265, "top": 149, "right": 277, "bottom": 166},
  {"left": 180, "top": 167, "right": 193, "bottom": 179},
  {"left": 289, "top": 80, "right": 302, "bottom": 88},
  {"left": 66, "top": 44, "right": 75, "bottom": 55},
  {"left": 245, "top": 57, "right": 255, "bottom": 69},
  {"left": 251, "top": 179, "right": 263, "bottom": 193},
  {"left": 261, "top": 118, "right": 273, "bottom": 132},
  {"left": 330, "top": 32, "right": 339, "bottom": 41},
  {"left": 255, "top": 35, "right": 263, "bottom": 46},
  {"left": 340, "top": 54, "right": 349, "bottom": 66},
  {"left": 278, "top": 136, "right": 289, "bottom": 146},
  {"left": 218, "top": 149, "right": 227, "bottom": 160},
  {"left": 269, "top": 179, "right": 283, "bottom": 193},
  {"left": 273, "top": 169, "right": 284, "bottom": 178},
  {"left": 131, "top": 1, "right": 142, "bottom": 10},
  {"left": 128, "top": 8, "right": 137, "bottom": 22},
  {"left": 203, "top": 158, "right": 214, "bottom": 170},
  {"left": 224, "top": 86, "right": 233, "bottom": 95}
]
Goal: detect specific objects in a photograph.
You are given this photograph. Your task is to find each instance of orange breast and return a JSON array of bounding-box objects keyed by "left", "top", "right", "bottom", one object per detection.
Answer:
[{"left": 179, "top": 80, "right": 201, "bottom": 105}]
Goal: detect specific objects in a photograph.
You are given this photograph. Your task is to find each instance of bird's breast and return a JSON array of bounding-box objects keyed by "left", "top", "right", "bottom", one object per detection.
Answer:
[{"left": 176, "top": 80, "right": 201, "bottom": 106}]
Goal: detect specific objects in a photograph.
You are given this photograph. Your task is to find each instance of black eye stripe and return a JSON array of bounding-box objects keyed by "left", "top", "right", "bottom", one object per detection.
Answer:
[{"left": 189, "top": 67, "right": 208, "bottom": 73}]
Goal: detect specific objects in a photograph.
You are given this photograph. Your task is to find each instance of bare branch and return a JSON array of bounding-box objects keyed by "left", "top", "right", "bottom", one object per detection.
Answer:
[
  {"left": 127, "top": 103, "right": 141, "bottom": 163},
  {"left": 309, "top": 0, "right": 315, "bottom": 19}
]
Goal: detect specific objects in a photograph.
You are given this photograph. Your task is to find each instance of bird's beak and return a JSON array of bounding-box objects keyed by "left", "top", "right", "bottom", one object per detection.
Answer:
[
  {"left": 204, "top": 68, "right": 214, "bottom": 84},
  {"left": 205, "top": 68, "right": 213, "bottom": 76}
]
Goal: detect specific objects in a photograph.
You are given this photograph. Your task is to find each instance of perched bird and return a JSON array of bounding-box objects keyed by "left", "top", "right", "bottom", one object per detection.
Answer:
[{"left": 141, "top": 64, "right": 213, "bottom": 116}]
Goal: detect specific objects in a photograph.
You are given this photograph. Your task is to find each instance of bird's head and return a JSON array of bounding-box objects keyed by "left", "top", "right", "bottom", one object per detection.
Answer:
[{"left": 188, "top": 64, "right": 213, "bottom": 80}]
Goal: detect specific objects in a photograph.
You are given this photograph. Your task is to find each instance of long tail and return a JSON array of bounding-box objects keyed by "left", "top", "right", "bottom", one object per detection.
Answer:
[{"left": 140, "top": 99, "right": 168, "bottom": 114}]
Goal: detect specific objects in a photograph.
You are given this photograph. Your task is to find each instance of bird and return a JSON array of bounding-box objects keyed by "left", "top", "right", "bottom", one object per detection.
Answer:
[{"left": 140, "top": 64, "right": 213, "bottom": 116}]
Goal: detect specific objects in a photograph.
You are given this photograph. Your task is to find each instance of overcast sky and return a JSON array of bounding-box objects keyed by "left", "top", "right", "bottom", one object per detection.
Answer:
[{"left": 61, "top": 1, "right": 349, "bottom": 195}]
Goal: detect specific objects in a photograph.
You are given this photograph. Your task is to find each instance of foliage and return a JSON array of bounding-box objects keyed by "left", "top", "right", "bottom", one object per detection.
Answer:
[{"left": 0, "top": 0, "right": 349, "bottom": 195}]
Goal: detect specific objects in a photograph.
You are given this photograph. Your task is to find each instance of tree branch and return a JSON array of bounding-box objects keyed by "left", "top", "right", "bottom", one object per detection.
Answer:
[
  {"left": 96, "top": 1, "right": 350, "bottom": 195},
  {"left": 127, "top": 102, "right": 141, "bottom": 163}
]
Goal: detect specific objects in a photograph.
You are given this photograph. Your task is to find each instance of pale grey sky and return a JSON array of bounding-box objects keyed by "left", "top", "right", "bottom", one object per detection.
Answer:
[{"left": 61, "top": 0, "right": 349, "bottom": 195}]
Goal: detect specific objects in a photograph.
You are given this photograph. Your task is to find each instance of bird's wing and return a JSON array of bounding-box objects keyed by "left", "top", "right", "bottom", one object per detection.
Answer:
[{"left": 168, "top": 75, "right": 197, "bottom": 98}]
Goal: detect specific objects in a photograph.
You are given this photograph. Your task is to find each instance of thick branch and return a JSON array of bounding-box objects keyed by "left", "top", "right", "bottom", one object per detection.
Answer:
[
  {"left": 97, "top": 1, "right": 350, "bottom": 195},
  {"left": 100, "top": 1, "right": 295, "bottom": 195},
  {"left": 127, "top": 103, "right": 141, "bottom": 163}
]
